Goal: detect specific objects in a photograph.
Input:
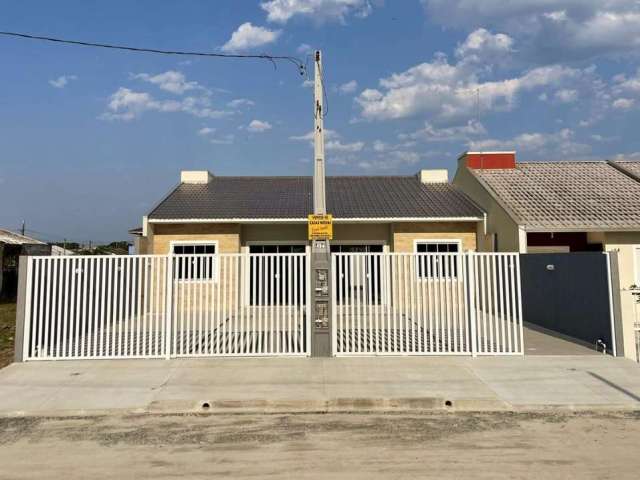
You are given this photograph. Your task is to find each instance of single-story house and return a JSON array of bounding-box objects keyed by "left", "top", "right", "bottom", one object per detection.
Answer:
[
  {"left": 0, "top": 229, "right": 51, "bottom": 300},
  {"left": 452, "top": 151, "right": 640, "bottom": 358},
  {"left": 134, "top": 169, "right": 485, "bottom": 257}
]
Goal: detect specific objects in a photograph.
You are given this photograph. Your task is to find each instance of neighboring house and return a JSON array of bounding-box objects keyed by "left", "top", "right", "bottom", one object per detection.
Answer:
[
  {"left": 51, "top": 245, "right": 76, "bottom": 256},
  {"left": 134, "top": 169, "right": 484, "bottom": 257},
  {"left": 0, "top": 229, "right": 51, "bottom": 300},
  {"left": 453, "top": 151, "right": 640, "bottom": 359},
  {"left": 453, "top": 152, "right": 640, "bottom": 255}
]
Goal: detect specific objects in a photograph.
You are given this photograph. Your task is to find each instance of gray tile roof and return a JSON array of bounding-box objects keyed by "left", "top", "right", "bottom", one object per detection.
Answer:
[
  {"left": 471, "top": 161, "right": 640, "bottom": 230},
  {"left": 148, "top": 176, "right": 483, "bottom": 220}
]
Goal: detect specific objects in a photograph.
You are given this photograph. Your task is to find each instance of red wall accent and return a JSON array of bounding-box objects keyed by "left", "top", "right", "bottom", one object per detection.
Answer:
[{"left": 462, "top": 152, "right": 516, "bottom": 169}]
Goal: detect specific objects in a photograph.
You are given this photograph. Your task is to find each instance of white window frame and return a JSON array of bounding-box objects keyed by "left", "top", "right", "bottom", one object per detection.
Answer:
[
  {"left": 413, "top": 239, "right": 462, "bottom": 280},
  {"left": 169, "top": 240, "right": 219, "bottom": 283}
]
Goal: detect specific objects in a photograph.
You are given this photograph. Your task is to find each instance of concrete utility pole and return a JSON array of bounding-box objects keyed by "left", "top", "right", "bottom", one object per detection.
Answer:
[
  {"left": 310, "top": 50, "right": 331, "bottom": 357},
  {"left": 313, "top": 51, "right": 326, "bottom": 215}
]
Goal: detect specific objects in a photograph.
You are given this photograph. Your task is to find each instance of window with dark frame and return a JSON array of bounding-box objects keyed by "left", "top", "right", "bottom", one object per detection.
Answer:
[
  {"left": 415, "top": 241, "right": 460, "bottom": 279},
  {"left": 172, "top": 243, "right": 217, "bottom": 281}
]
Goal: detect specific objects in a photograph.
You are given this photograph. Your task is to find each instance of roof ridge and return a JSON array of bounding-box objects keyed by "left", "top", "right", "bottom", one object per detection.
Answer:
[
  {"left": 515, "top": 160, "right": 608, "bottom": 165},
  {"left": 210, "top": 175, "right": 419, "bottom": 179}
]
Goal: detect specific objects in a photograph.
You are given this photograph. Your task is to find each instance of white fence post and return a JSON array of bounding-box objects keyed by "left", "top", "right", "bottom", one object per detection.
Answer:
[
  {"left": 305, "top": 246, "right": 312, "bottom": 356},
  {"left": 14, "top": 256, "right": 32, "bottom": 362},
  {"left": 331, "top": 253, "right": 337, "bottom": 356},
  {"left": 515, "top": 254, "right": 525, "bottom": 355},
  {"left": 164, "top": 255, "right": 173, "bottom": 359},
  {"left": 467, "top": 252, "right": 478, "bottom": 357}
]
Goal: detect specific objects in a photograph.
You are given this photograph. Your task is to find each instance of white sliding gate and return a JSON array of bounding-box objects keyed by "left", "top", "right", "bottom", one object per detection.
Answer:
[
  {"left": 331, "top": 252, "right": 523, "bottom": 356},
  {"left": 21, "top": 253, "right": 310, "bottom": 360}
]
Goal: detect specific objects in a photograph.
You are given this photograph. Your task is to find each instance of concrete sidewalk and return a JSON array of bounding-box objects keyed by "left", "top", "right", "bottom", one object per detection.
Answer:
[{"left": 0, "top": 355, "right": 639, "bottom": 416}]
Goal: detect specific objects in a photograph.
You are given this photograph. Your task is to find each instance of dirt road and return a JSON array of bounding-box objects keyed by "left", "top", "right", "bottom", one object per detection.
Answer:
[{"left": 0, "top": 411, "right": 639, "bottom": 479}]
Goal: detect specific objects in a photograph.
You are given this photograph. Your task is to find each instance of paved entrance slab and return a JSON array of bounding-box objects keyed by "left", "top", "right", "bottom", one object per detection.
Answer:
[
  {"left": 522, "top": 324, "right": 601, "bottom": 355},
  {"left": 0, "top": 355, "right": 638, "bottom": 416}
]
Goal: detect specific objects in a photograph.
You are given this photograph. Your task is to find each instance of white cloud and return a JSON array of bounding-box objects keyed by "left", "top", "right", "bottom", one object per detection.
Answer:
[
  {"left": 356, "top": 49, "right": 581, "bottom": 122},
  {"left": 49, "top": 75, "right": 77, "bottom": 88},
  {"left": 301, "top": 79, "right": 314, "bottom": 88},
  {"left": 423, "top": 1, "right": 640, "bottom": 63},
  {"left": 358, "top": 150, "right": 422, "bottom": 170},
  {"left": 613, "top": 69, "right": 640, "bottom": 94},
  {"left": 210, "top": 134, "right": 235, "bottom": 145},
  {"left": 101, "top": 87, "right": 232, "bottom": 121},
  {"left": 197, "top": 127, "right": 216, "bottom": 136},
  {"left": 261, "top": 0, "right": 373, "bottom": 24},
  {"left": 372, "top": 140, "right": 388, "bottom": 152},
  {"left": 297, "top": 43, "right": 314, "bottom": 54},
  {"left": 227, "top": 98, "right": 255, "bottom": 108},
  {"left": 612, "top": 151, "right": 640, "bottom": 161},
  {"left": 132, "top": 70, "right": 204, "bottom": 95},
  {"left": 402, "top": 120, "right": 487, "bottom": 142},
  {"left": 290, "top": 128, "right": 362, "bottom": 151},
  {"left": 337, "top": 80, "right": 358, "bottom": 94},
  {"left": 454, "top": 28, "right": 514, "bottom": 66},
  {"left": 554, "top": 88, "right": 578, "bottom": 103},
  {"left": 612, "top": 97, "right": 634, "bottom": 109},
  {"left": 469, "top": 128, "right": 591, "bottom": 157},
  {"left": 290, "top": 129, "right": 339, "bottom": 142},
  {"left": 221, "top": 22, "right": 281, "bottom": 53},
  {"left": 247, "top": 119, "right": 273, "bottom": 132},
  {"left": 326, "top": 139, "right": 365, "bottom": 152}
]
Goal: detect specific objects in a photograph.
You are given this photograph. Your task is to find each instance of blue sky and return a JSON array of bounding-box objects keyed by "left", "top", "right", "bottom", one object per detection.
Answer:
[{"left": 2, "top": 0, "right": 640, "bottom": 243}]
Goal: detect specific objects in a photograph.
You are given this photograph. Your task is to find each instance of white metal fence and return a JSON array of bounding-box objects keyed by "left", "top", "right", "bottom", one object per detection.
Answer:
[
  {"left": 21, "top": 253, "right": 310, "bottom": 360},
  {"left": 20, "top": 251, "right": 521, "bottom": 360},
  {"left": 331, "top": 252, "right": 523, "bottom": 356}
]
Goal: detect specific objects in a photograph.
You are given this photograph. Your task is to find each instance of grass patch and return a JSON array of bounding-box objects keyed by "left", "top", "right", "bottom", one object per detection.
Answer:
[{"left": 0, "top": 302, "right": 16, "bottom": 368}]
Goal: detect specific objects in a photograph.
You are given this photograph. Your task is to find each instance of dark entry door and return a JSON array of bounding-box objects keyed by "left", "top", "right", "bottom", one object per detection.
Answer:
[{"left": 520, "top": 253, "right": 613, "bottom": 349}]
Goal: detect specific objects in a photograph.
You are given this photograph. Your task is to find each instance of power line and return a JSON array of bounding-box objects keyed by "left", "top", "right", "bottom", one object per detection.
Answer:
[{"left": 0, "top": 31, "right": 307, "bottom": 74}]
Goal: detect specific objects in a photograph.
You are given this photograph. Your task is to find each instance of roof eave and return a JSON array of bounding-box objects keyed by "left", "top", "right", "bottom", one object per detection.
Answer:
[
  {"left": 522, "top": 225, "right": 640, "bottom": 233},
  {"left": 148, "top": 216, "right": 484, "bottom": 224}
]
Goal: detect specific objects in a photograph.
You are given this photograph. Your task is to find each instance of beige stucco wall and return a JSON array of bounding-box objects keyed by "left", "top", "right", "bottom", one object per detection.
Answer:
[
  {"left": 241, "top": 224, "right": 306, "bottom": 245},
  {"left": 392, "top": 222, "right": 478, "bottom": 253},
  {"left": 334, "top": 223, "right": 391, "bottom": 244},
  {"left": 242, "top": 222, "right": 392, "bottom": 246},
  {"left": 144, "top": 221, "right": 476, "bottom": 253},
  {"left": 604, "top": 231, "right": 640, "bottom": 361},
  {"left": 148, "top": 223, "right": 241, "bottom": 254},
  {"left": 452, "top": 166, "right": 521, "bottom": 252}
]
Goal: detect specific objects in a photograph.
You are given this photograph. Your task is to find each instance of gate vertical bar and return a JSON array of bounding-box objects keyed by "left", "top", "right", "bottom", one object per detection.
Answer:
[
  {"left": 468, "top": 253, "right": 477, "bottom": 357},
  {"left": 331, "top": 254, "right": 337, "bottom": 355},
  {"left": 165, "top": 255, "right": 173, "bottom": 359},
  {"left": 515, "top": 254, "right": 524, "bottom": 355}
]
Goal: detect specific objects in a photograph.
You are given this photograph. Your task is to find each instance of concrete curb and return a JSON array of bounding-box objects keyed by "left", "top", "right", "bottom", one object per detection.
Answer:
[{"left": 8, "top": 397, "right": 639, "bottom": 418}]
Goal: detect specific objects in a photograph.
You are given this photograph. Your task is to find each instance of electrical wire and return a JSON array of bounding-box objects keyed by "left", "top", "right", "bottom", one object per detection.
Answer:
[{"left": 0, "top": 31, "right": 307, "bottom": 74}]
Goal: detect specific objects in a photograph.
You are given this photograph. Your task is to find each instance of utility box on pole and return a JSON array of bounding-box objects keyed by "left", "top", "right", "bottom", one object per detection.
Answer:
[{"left": 310, "top": 50, "right": 332, "bottom": 357}]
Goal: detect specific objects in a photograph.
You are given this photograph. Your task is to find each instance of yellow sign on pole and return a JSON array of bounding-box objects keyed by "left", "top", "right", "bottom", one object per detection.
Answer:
[{"left": 308, "top": 214, "right": 333, "bottom": 240}]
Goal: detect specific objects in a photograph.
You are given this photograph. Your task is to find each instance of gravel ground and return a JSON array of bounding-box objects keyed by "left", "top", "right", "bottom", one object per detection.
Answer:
[{"left": 0, "top": 410, "right": 639, "bottom": 479}]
